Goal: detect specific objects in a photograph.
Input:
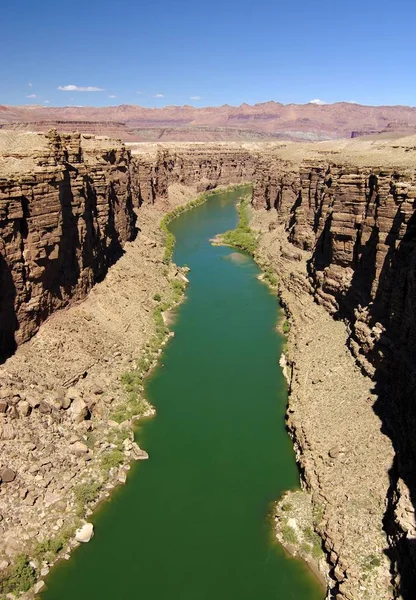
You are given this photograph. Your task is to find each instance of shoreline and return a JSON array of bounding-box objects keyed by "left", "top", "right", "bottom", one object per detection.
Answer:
[{"left": 213, "top": 195, "right": 327, "bottom": 594}]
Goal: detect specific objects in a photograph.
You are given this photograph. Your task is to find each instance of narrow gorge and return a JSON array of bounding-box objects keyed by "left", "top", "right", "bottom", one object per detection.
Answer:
[{"left": 0, "top": 130, "right": 415, "bottom": 600}]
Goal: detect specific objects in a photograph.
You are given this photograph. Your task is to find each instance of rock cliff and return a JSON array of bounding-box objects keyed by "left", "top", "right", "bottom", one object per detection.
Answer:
[
  {"left": 0, "top": 130, "right": 136, "bottom": 360},
  {"left": 130, "top": 143, "right": 256, "bottom": 204},
  {"left": 252, "top": 141, "right": 416, "bottom": 598},
  {"left": 0, "top": 135, "right": 255, "bottom": 360}
]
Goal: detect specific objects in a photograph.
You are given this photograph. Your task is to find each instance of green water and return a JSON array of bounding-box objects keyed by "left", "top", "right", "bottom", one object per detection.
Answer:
[{"left": 42, "top": 188, "right": 323, "bottom": 600}]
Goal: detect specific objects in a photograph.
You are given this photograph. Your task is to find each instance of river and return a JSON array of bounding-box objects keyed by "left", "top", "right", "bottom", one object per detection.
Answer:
[{"left": 41, "top": 187, "right": 324, "bottom": 600}]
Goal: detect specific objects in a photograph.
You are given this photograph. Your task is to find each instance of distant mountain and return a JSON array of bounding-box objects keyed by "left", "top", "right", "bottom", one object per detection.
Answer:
[{"left": 1, "top": 101, "right": 416, "bottom": 142}]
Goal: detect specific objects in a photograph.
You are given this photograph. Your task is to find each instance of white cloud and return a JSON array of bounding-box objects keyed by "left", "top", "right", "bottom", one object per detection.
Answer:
[
  {"left": 57, "top": 85, "right": 104, "bottom": 92},
  {"left": 190, "top": 95, "right": 201, "bottom": 100},
  {"left": 27, "top": 94, "right": 37, "bottom": 98},
  {"left": 309, "top": 98, "right": 327, "bottom": 105},
  {"left": 44, "top": 100, "right": 50, "bottom": 104},
  {"left": 108, "top": 94, "right": 117, "bottom": 98},
  {"left": 153, "top": 93, "right": 164, "bottom": 98},
  {"left": 136, "top": 90, "right": 143, "bottom": 95},
  {"left": 28, "top": 82, "right": 33, "bottom": 88}
]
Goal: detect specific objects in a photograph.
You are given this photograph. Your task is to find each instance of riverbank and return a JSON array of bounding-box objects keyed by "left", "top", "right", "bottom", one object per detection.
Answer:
[
  {"left": 213, "top": 197, "right": 328, "bottom": 585},
  {"left": 0, "top": 183, "right": 248, "bottom": 599}
]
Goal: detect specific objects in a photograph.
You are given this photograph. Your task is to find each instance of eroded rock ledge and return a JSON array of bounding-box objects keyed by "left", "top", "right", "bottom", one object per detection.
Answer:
[
  {"left": 250, "top": 142, "right": 416, "bottom": 599},
  {"left": 1, "top": 131, "right": 415, "bottom": 599}
]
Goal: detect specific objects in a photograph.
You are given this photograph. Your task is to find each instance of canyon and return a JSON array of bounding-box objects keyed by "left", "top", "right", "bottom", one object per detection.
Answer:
[{"left": 0, "top": 129, "right": 415, "bottom": 599}]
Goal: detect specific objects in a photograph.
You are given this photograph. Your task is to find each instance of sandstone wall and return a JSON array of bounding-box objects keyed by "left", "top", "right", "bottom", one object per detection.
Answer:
[
  {"left": 253, "top": 154, "right": 416, "bottom": 595},
  {"left": 131, "top": 145, "right": 256, "bottom": 204},
  {"left": 0, "top": 131, "right": 136, "bottom": 360},
  {"left": 254, "top": 156, "right": 416, "bottom": 379},
  {"left": 0, "top": 138, "right": 256, "bottom": 360}
]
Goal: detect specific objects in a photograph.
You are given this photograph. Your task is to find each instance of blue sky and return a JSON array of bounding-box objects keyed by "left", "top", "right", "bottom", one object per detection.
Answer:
[{"left": 1, "top": 0, "right": 415, "bottom": 107}]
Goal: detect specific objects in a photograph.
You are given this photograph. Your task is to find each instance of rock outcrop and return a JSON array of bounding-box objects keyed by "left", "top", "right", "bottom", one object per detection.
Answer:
[
  {"left": 252, "top": 144, "right": 416, "bottom": 598},
  {"left": 130, "top": 143, "right": 256, "bottom": 204},
  {"left": 0, "top": 130, "right": 136, "bottom": 360},
  {"left": 0, "top": 135, "right": 256, "bottom": 362}
]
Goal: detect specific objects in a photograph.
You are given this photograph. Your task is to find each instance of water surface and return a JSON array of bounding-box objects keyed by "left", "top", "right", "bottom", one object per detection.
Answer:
[{"left": 42, "top": 188, "right": 323, "bottom": 600}]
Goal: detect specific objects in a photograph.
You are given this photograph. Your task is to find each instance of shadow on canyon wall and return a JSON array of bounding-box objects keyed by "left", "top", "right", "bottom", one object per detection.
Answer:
[
  {"left": 311, "top": 195, "right": 416, "bottom": 598},
  {"left": 0, "top": 253, "right": 18, "bottom": 364},
  {"left": 0, "top": 167, "right": 137, "bottom": 364}
]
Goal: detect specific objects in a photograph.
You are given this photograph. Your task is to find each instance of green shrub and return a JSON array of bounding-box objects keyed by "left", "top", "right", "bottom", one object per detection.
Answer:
[
  {"left": 363, "top": 554, "right": 381, "bottom": 571},
  {"left": 0, "top": 555, "right": 36, "bottom": 594},
  {"left": 107, "top": 427, "right": 129, "bottom": 449},
  {"left": 153, "top": 293, "right": 161, "bottom": 302},
  {"left": 220, "top": 196, "right": 258, "bottom": 255},
  {"left": 281, "top": 524, "right": 298, "bottom": 545},
  {"left": 281, "top": 502, "right": 293, "bottom": 512},
  {"left": 111, "top": 396, "right": 148, "bottom": 424},
  {"left": 312, "top": 539, "right": 323, "bottom": 560},
  {"left": 303, "top": 526, "right": 315, "bottom": 543},
  {"left": 73, "top": 482, "right": 102, "bottom": 506},
  {"left": 282, "top": 319, "right": 291, "bottom": 335},
  {"left": 264, "top": 268, "right": 278, "bottom": 287},
  {"left": 33, "top": 525, "right": 77, "bottom": 562},
  {"left": 303, "top": 527, "right": 323, "bottom": 559},
  {"left": 101, "top": 449, "right": 124, "bottom": 473}
]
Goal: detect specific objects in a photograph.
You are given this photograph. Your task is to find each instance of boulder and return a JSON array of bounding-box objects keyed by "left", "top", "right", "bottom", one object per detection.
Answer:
[
  {"left": 27, "top": 396, "right": 40, "bottom": 409},
  {"left": 0, "top": 467, "right": 16, "bottom": 483},
  {"left": 0, "top": 423, "right": 15, "bottom": 440},
  {"left": 66, "top": 386, "right": 82, "bottom": 402},
  {"left": 70, "top": 397, "right": 89, "bottom": 423},
  {"left": 70, "top": 441, "right": 89, "bottom": 456},
  {"left": 0, "top": 388, "right": 11, "bottom": 400},
  {"left": 58, "top": 391, "right": 72, "bottom": 410},
  {"left": 75, "top": 522, "right": 94, "bottom": 543},
  {"left": 17, "top": 400, "right": 31, "bottom": 417},
  {"left": 34, "top": 581, "right": 45, "bottom": 594},
  {"left": 131, "top": 443, "right": 149, "bottom": 460},
  {"left": 0, "top": 400, "right": 8, "bottom": 413},
  {"left": 329, "top": 447, "right": 341, "bottom": 459},
  {"left": 39, "top": 400, "right": 51, "bottom": 414}
]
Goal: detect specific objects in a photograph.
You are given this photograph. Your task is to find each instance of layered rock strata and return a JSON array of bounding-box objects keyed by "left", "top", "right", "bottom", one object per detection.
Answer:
[
  {"left": 0, "top": 130, "right": 136, "bottom": 360},
  {"left": 251, "top": 143, "right": 416, "bottom": 599}
]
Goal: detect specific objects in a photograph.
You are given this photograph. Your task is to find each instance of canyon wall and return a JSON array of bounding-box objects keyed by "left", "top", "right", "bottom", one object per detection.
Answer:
[
  {"left": 253, "top": 156, "right": 416, "bottom": 381},
  {"left": 0, "top": 131, "right": 137, "bottom": 360},
  {"left": 253, "top": 153, "right": 416, "bottom": 597},
  {"left": 0, "top": 135, "right": 255, "bottom": 361},
  {"left": 130, "top": 144, "right": 256, "bottom": 204}
]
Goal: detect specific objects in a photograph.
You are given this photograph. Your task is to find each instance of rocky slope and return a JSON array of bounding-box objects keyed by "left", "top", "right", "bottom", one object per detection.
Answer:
[{"left": 250, "top": 137, "right": 416, "bottom": 598}]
